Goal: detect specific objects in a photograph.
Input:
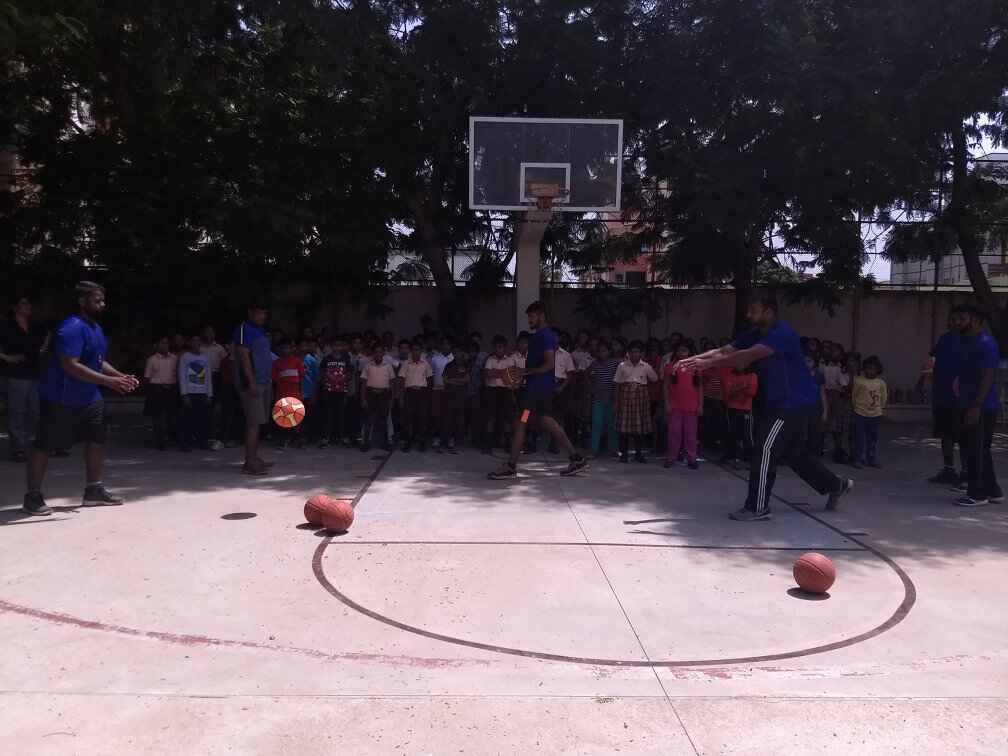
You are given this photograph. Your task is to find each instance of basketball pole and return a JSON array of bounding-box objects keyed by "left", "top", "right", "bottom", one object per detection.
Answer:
[{"left": 514, "top": 208, "right": 552, "bottom": 335}]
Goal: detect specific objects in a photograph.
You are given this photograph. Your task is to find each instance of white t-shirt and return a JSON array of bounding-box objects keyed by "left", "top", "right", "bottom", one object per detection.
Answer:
[
  {"left": 200, "top": 342, "right": 227, "bottom": 373},
  {"left": 429, "top": 352, "right": 454, "bottom": 388},
  {"left": 614, "top": 360, "right": 659, "bottom": 385},
  {"left": 484, "top": 354, "right": 516, "bottom": 388},
  {"left": 512, "top": 352, "right": 527, "bottom": 370},
  {"left": 178, "top": 352, "right": 213, "bottom": 396},
  {"left": 361, "top": 361, "right": 395, "bottom": 390},
  {"left": 822, "top": 363, "right": 850, "bottom": 391},
  {"left": 145, "top": 353, "right": 178, "bottom": 386},
  {"left": 555, "top": 347, "right": 576, "bottom": 381},
  {"left": 402, "top": 359, "right": 433, "bottom": 389},
  {"left": 571, "top": 348, "right": 594, "bottom": 371}
]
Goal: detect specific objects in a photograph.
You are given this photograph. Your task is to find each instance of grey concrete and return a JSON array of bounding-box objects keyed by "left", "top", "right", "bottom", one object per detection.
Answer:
[{"left": 0, "top": 424, "right": 1006, "bottom": 754}]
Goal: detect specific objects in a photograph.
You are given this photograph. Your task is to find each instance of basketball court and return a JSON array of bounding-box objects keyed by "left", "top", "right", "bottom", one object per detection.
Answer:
[{"left": 1, "top": 422, "right": 1006, "bottom": 754}]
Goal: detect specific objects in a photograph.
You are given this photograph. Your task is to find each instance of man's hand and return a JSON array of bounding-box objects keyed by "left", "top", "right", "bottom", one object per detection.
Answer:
[
  {"left": 964, "top": 406, "right": 981, "bottom": 426},
  {"left": 105, "top": 375, "right": 138, "bottom": 394},
  {"left": 677, "top": 356, "right": 707, "bottom": 372}
]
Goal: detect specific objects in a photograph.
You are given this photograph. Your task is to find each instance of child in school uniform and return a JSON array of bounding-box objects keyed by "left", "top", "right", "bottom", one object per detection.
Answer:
[
  {"left": 481, "top": 335, "right": 516, "bottom": 453},
  {"left": 360, "top": 345, "right": 396, "bottom": 452},
  {"left": 144, "top": 336, "right": 179, "bottom": 451},
  {"left": 663, "top": 344, "right": 702, "bottom": 469},
  {"left": 400, "top": 341, "right": 433, "bottom": 451},
  {"left": 588, "top": 340, "right": 620, "bottom": 457},
  {"left": 822, "top": 344, "right": 850, "bottom": 462},
  {"left": 720, "top": 365, "right": 757, "bottom": 464},
  {"left": 442, "top": 345, "right": 470, "bottom": 452},
  {"left": 851, "top": 355, "right": 887, "bottom": 468},
  {"left": 614, "top": 340, "right": 659, "bottom": 463},
  {"left": 271, "top": 339, "right": 305, "bottom": 448},
  {"left": 177, "top": 334, "right": 213, "bottom": 452}
]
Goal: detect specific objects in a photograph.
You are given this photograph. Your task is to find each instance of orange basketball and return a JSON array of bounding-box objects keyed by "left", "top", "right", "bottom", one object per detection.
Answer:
[
  {"left": 304, "top": 494, "right": 333, "bottom": 526},
  {"left": 503, "top": 365, "right": 524, "bottom": 389},
  {"left": 320, "top": 498, "right": 355, "bottom": 533},
  {"left": 272, "top": 397, "right": 306, "bottom": 428},
  {"left": 793, "top": 552, "right": 836, "bottom": 594}
]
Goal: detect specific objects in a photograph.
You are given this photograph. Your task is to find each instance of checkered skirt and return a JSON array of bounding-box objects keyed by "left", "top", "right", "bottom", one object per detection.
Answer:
[{"left": 617, "top": 382, "right": 652, "bottom": 435}]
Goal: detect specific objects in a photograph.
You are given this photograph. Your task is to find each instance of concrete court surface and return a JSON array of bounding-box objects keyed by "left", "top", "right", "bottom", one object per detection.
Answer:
[{"left": 0, "top": 423, "right": 1006, "bottom": 755}]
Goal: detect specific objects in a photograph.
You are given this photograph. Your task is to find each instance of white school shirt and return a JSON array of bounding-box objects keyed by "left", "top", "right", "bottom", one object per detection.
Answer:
[
  {"left": 554, "top": 347, "right": 576, "bottom": 381},
  {"left": 614, "top": 360, "right": 659, "bottom": 385},
  {"left": 571, "top": 348, "right": 594, "bottom": 371},
  {"left": 821, "top": 363, "right": 849, "bottom": 391},
  {"left": 512, "top": 352, "right": 527, "bottom": 370},
  {"left": 200, "top": 342, "right": 227, "bottom": 373},
  {"left": 484, "top": 354, "right": 516, "bottom": 388},
  {"left": 145, "top": 353, "right": 178, "bottom": 386}
]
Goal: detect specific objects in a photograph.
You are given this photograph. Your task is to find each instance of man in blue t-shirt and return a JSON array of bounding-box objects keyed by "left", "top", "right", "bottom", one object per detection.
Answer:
[
  {"left": 488, "top": 301, "right": 587, "bottom": 479},
  {"left": 679, "top": 295, "right": 851, "bottom": 521},
  {"left": 231, "top": 300, "right": 273, "bottom": 475},
  {"left": 954, "top": 307, "right": 1003, "bottom": 507},
  {"left": 24, "top": 281, "right": 139, "bottom": 516},
  {"left": 927, "top": 307, "right": 969, "bottom": 484}
]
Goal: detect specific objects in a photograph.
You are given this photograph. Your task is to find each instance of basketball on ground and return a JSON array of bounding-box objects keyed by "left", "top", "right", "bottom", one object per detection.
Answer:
[
  {"left": 304, "top": 494, "right": 332, "bottom": 526},
  {"left": 273, "top": 397, "right": 306, "bottom": 428},
  {"left": 793, "top": 552, "right": 836, "bottom": 594},
  {"left": 321, "top": 499, "right": 355, "bottom": 533}
]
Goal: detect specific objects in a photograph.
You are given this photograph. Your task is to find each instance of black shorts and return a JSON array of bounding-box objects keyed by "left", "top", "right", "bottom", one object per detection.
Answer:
[
  {"left": 35, "top": 400, "right": 107, "bottom": 451},
  {"left": 932, "top": 405, "right": 960, "bottom": 439},
  {"left": 518, "top": 389, "right": 555, "bottom": 423}
]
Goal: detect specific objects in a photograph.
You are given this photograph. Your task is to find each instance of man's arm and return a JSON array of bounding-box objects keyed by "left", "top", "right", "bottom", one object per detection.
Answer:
[
  {"left": 237, "top": 344, "right": 256, "bottom": 395},
  {"left": 523, "top": 349, "right": 556, "bottom": 376},
  {"left": 62, "top": 356, "right": 135, "bottom": 393},
  {"left": 964, "top": 368, "right": 994, "bottom": 425},
  {"left": 680, "top": 344, "right": 772, "bottom": 372}
]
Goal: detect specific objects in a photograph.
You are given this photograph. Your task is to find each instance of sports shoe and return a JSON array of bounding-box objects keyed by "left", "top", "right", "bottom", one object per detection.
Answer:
[
  {"left": 242, "top": 463, "right": 268, "bottom": 476},
  {"left": 633, "top": 452, "right": 647, "bottom": 464},
  {"left": 955, "top": 496, "right": 988, "bottom": 507},
  {"left": 826, "top": 478, "right": 853, "bottom": 511},
  {"left": 560, "top": 456, "right": 589, "bottom": 476},
  {"left": 23, "top": 491, "right": 52, "bottom": 516},
  {"left": 950, "top": 482, "right": 969, "bottom": 493},
  {"left": 928, "top": 467, "right": 959, "bottom": 485},
  {"left": 488, "top": 462, "right": 517, "bottom": 480},
  {"left": 989, "top": 493, "right": 1004, "bottom": 503},
  {"left": 82, "top": 485, "right": 125, "bottom": 507},
  {"left": 209, "top": 439, "right": 223, "bottom": 451},
  {"left": 729, "top": 507, "right": 771, "bottom": 521},
  {"left": 318, "top": 439, "right": 330, "bottom": 449}
]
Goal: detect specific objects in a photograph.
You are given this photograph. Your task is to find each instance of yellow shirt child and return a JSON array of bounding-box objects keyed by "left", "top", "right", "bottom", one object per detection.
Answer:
[{"left": 852, "top": 375, "right": 887, "bottom": 418}]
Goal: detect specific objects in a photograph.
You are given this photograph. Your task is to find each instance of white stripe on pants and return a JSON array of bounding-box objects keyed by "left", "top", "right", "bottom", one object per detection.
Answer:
[{"left": 755, "top": 418, "right": 785, "bottom": 513}]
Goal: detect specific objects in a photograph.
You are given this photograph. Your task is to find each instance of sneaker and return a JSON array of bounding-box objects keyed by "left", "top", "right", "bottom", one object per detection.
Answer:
[
  {"left": 928, "top": 467, "right": 959, "bottom": 485},
  {"left": 950, "top": 482, "right": 969, "bottom": 493},
  {"left": 488, "top": 463, "right": 518, "bottom": 480},
  {"left": 955, "top": 496, "right": 989, "bottom": 507},
  {"left": 560, "top": 456, "right": 589, "bottom": 476},
  {"left": 209, "top": 440, "right": 223, "bottom": 451},
  {"left": 989, "top": 493, "right": 1004, "bottom": 503},
  {"left": 447, "top": 443, "right": 457, "bottom": 454},
  {"left": 729, "top": 507, "right": 772, "bottom": 521},
  {"left": 619, "top": 454, "right": 629, "bottom": 464},
  {"left": 318, "top": 439, "right": 330, "bottom": 449},
  {"left": 826, "top": 478, "right": 853, "bottom": 511},
  {"left": 23, "top": 491, "right": 52, "bottom": 516},
  {"left": 242, "top": 463, "right": 268, "bottom": 476},
  {"left": 82, "top": 485, "right": 125, "bottom": 507},
  {"left": 688, "top": 461, "right": 699, "bottom": 470},
  {"left": 633, "top": 452, "right": 647, "bottom": 464}
]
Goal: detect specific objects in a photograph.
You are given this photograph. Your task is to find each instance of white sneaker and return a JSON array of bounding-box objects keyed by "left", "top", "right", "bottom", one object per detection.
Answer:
[
  {"left": 955, "top": 496, "right": 989, "bottom": 508},
  {"left": 209, "top": 440, "right": 223, "bottom": 451}
]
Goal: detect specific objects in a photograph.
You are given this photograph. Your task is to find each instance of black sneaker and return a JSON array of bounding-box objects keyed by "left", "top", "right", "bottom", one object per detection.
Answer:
[
  {"left": 82, "top": 485, "right": 125, "bottom": 507},
  {"left": 729, "top": 507, "right": 771, "bottom": 521},
  {"left": 488, "top": 462, "right": 518, "bottom": 480},
  {"left": 633, "top": 452, "right": 647, "bottom": 464},
  {"left": 560, "top": 456, "right": 589, "bottom": 476},
  {"left": 928, "top": 467, "right": 958, "bottom": 485},
  {"left": 826, "top": 478, "right": 853, "bottom": 511},
  {"left": 23, "top": 491, "right": 52, "bottom": 516}
]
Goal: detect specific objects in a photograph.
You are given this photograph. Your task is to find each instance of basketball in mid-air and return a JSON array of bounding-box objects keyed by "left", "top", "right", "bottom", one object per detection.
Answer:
[
  {"left": 502, "top": 365, "right": 524, "bottom": 389},
  {"left": 304, "top": 494, "right": 332, "bottom": 526},
  {"left": 793, "top": 552, "right": 836, "bottom": 594},
  {"left": 321, "top": 499, "right": 355, "bottom": 534},
  {"left": 272, "top": 397, "right": 306, "bottom": 428}
]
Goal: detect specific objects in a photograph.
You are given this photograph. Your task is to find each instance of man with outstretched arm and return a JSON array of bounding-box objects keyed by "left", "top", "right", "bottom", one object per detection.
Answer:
[
  {"left": 23, "top": 281, "right": 139, "bottom": 516},
  {"left": 678, "top": 295, "right": 852, "bottom": 521},
  {"left": 488, "top": 301, "right": 588, "bottom": 480}
]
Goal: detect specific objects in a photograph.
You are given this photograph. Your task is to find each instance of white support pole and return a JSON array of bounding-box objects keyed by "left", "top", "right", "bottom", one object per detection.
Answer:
[{"left": 514, "top": 209, "right": 551, "bottom": 335}]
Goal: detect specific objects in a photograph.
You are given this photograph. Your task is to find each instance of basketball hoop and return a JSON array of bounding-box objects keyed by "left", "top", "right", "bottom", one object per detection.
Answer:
[{"left": 527, "top": 182, "right": 567, "bottom": 212}]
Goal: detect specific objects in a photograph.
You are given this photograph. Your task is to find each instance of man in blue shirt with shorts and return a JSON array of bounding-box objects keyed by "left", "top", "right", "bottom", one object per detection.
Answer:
[
  {"left": 680, "top": 295, "right": 852, "bottom": 521},
  {"left": 927, "top": 306, "right": 969, "bottom": 484},
  {"left": 488, "top": 301, "right": 588, "bottom": 479},
  {"left": 232, "top": 300, "right": 274, "bottom": 475},
  {"left": 24, "top": 281, "right": 139, "bottom": 516},
  {"left": 954, "top": 307, "right": 1003, "bottom": 507}
]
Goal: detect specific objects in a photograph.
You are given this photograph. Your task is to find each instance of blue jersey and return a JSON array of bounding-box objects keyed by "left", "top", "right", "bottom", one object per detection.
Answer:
[
  {"left": 525, "top": 327, "right": 558, "bottom": 393},
  {"left": 231, "top": 321, "right": 271, "bottom": 386},
  {"left": 38, "top": 315, "right": 108, "bottom": 407},
  {"left": 733, "top": 321, "right": 815, "bottom": 410},
  {"left": 957, "top": 331, "right": 1000, "bottom": 413},
  {"left": 931, "top": 331, "right": 965, "bottom": 408}
]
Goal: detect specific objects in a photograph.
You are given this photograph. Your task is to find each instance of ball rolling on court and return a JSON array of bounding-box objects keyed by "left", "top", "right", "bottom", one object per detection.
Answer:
[
  {"left": 272, "top": 397, "right": 306, "bottom": 428},
  {"left": 793, "top": 552, "right": 837, "bottom": 594}
]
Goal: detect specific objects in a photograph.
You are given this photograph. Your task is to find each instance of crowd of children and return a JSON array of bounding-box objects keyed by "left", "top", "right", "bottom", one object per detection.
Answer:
[{"left": 139, "top": 324, "right": 888, "bottom": 468}]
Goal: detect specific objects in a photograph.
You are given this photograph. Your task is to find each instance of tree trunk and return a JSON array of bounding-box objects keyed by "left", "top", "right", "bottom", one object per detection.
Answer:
[
  {"left": 408, "top": 193, "right": 468, "bottom": 338},
  {"left": 732, "top": 234, "right": 757, "bottom": 335},
  {"left": 949, "top": 122, "right": 1007, "bottom": 349}
]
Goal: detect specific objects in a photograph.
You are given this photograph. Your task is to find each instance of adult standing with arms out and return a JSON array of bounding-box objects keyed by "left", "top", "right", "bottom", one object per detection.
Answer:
[
  {"left": 926, "top": 307, "right": 969, "bottom": 485},
  {"left": 679, "top": 295, "right": 852, "bottom": 521},
  {"left": 1, "top": 295, "right": 49, "bottom": 462},
  {"left": 232, "top": 300, "right": 274, "bottom": 476},
  {"left": 23, "top": 282, "right": 138, "bottom": 515},
  {"left": 954, "top": 307, "right": 1003, "bottom": 507}
]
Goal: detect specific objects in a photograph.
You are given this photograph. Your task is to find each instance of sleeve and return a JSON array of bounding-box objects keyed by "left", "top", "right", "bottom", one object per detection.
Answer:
[
  {"left": 732, "top": 328, "right": 758, "bottom": 351},
  {"left": 982, "top": 339, "right": 999, "bottom": 370},
  {"left": 880, "top": 380, "right": 888, "bottom": 410},
  {"left": 756, "top": 328, "right": 785, "bottom": 355},
  {"left": 144, "top": 356, "right": 154, "bottom": 380},
  {"left": 645, "top": 363, "right": 659, "bottom": 382},
  {"left": 55, "top": 321, "right": 84, "bottom": 359},
  {"left": 233, "top": 325, "right": 248, "bottom": 349},
  {"left": 613, "top": 363, "right": 628, "bottom": 383}
]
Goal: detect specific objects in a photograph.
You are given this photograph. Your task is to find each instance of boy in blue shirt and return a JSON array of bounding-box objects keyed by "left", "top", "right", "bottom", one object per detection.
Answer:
[
  {"left": 679, "top": 296, "right": 852, "bottom": 521},
  {"left": 232, "top": 301, "right": 273, "bottom": 475},
  {"left": 24, "top": 281, "right": 139, "bottom": 516},
  {"left": 927, "top": 307, "right": 969, "bottom": 484},
  {"left": 955, "top": 307, "right": 1003, "bottom": 507}
]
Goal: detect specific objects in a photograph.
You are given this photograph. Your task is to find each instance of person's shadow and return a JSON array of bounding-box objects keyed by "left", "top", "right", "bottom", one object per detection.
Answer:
[{"left": 0, "top": 505, "right": 81, "bottom": 526}]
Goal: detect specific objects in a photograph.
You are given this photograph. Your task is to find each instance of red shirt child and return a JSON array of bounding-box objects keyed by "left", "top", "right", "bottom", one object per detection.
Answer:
[
  {"left": 272, "top": 352, "right": 305, "bottom": 400},
  {"left": 663, "top": 361, "right": 703, "bottom": 413},
  {"left": 721, "top": 368, "right": 757, "bottom": 412}
]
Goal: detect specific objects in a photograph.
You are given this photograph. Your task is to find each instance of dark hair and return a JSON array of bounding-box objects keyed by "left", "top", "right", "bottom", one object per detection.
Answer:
[
  {"left": 492, "top": 334, "right": 507, "bottom": 347},
  {"left": 470, "top": 331, "right": 483, "bottom": 339},
  {"left": 628, "top": 340, "right": 645, "bottom": 351},
  {"left": 949, "top": 305, "right": 967, "bottom": 316},
  {"left": 76, "top": 280, "right": 105, "bottom": 298},
  {"left": 966, "top": 306, "right": 987, "bottom": 322},
  {"left": 525, "top": 300, "right": 545, "bottom": 315},
  {"left": 863, "top": 355, "right": 883, "bottom": 374},
  {"left": 246, "top": 296, "right": 267, "bottom": 310},
  {"left": 398, "top": 339, "right": 412, "bottom": 348},
  {"left": 517, "top": 331, "right": 530, "bottom": 342},
  {"left": 752, "top": 294, "right": 779, "bottom": 314}
]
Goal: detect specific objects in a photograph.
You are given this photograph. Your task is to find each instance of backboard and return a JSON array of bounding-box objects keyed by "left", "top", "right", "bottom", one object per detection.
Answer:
[{"left": 469, "top": 117, "right": 623, "bottom": 212}]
